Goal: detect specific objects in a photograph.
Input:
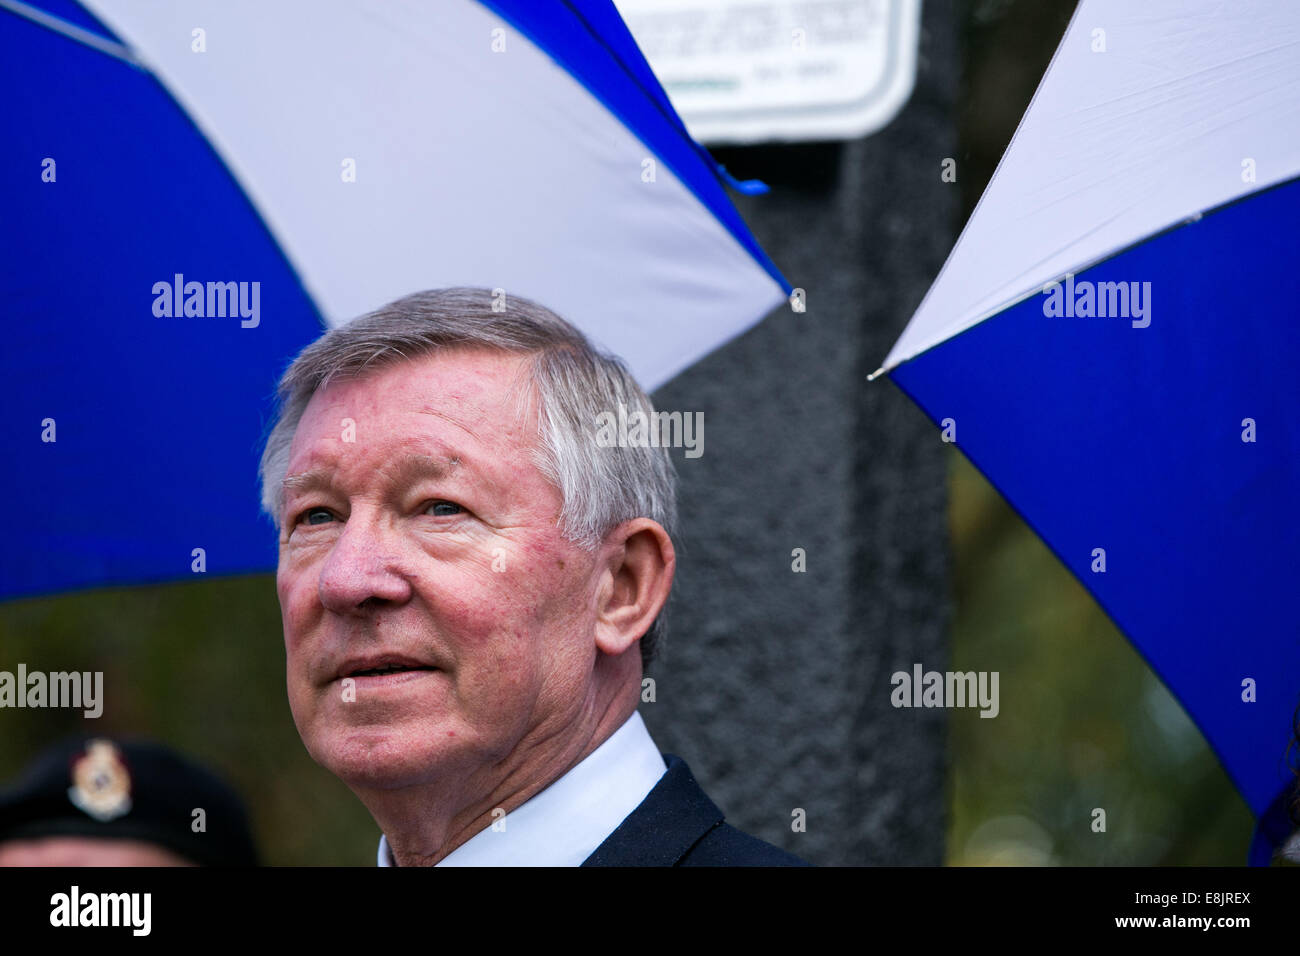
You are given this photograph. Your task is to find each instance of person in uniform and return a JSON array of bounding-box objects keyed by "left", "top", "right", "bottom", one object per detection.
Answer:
[{"left": 0, "top": 735, "right": 259, "bottom": 866}]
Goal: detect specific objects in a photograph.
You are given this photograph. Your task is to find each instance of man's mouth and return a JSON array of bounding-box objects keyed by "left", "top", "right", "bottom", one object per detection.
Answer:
[
  {"left": 337, "top": 655, "right": 439, "bottom": 680},
  {"left": 351, "top": 664, "right": 435, "bottom": 677}
]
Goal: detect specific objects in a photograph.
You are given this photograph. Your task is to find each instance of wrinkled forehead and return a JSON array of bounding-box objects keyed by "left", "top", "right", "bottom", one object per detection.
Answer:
[{"left": 292, "top": 347, "right": 542, "bottom": 457}]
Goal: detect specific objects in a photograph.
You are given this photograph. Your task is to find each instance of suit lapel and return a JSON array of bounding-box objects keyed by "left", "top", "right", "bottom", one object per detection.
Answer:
[{"left": 580, "top": 754, "right": 723, "bottom": 866}]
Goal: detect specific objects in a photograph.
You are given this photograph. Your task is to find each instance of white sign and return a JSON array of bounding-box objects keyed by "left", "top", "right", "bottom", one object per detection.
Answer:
[{"left": 615, "top": 0, "right": 922, "bottom": 145}]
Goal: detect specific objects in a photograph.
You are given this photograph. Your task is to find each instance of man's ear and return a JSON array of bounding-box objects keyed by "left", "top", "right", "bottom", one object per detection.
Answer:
[{"left": 593, "top": 519, "right": 675, "bottom": 657}]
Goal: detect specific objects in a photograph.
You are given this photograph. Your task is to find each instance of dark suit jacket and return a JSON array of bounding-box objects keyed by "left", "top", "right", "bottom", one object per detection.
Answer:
[{"left": 581, "top": 754, "right": 809, "bottom": 866}]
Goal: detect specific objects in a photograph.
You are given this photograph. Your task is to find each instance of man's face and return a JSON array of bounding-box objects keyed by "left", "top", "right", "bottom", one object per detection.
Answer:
[
  {"left": 276, "top": 348, "right": 603, "bottom": 792},
  {"left": 0, "top": 837, "right": 196, "bottom": 866}
]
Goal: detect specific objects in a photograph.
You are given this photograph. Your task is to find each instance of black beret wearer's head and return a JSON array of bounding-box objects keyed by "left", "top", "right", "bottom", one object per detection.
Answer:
[{"left": 0, "top": 735, "right": 259, "bottom": 866}]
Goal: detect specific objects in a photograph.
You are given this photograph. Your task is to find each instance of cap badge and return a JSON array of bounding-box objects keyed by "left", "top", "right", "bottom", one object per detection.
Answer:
[{"left": 68, "top": 739, "right": 133, "bottom": 822}]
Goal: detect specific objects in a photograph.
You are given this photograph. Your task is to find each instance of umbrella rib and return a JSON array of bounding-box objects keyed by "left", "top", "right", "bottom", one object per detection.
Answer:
[{"left": 0, "top": 0, "right": 144, "bottom": 69}]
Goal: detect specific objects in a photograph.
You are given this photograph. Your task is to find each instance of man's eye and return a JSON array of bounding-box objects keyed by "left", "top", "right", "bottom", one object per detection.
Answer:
[
  {"left": 299, "top": 508, "right": 335, "bottom": 526},
  {"left": 425, "top": 501, "right": 463, "bottom": 517}
]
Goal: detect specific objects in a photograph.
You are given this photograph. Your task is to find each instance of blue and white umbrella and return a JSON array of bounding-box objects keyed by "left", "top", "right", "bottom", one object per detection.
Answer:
[
  {"left": 877, "top": 0, "right": 1300, "bottom": 862},
  {"left": 2, "top": 1, "right": 788, "bottom": 598}
]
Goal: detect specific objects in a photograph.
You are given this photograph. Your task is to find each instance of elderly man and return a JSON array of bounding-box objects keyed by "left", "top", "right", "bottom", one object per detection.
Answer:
[{"left": 259, "top": 287, "right": 804, "bottom": 867}]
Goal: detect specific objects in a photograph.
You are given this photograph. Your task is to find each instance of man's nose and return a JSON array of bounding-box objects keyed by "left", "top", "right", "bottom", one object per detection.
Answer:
[{"left": 316, "top": 513, "right": 413, "bottom": 614}]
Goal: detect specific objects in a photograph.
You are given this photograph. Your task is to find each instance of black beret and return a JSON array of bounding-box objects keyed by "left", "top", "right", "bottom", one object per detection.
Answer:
[{"left": 0, "top": 735, "right": 259, "bottom": 866}]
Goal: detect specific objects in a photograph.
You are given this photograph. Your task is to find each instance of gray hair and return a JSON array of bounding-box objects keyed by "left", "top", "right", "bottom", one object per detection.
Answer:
[{"left": 258, "top": 287, "right": 677, "bottom": 668}]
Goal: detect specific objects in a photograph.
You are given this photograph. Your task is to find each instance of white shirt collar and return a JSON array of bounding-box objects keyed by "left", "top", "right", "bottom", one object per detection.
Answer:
[{"left": 377, "top": 710, "right": 665, "bottom": 866}]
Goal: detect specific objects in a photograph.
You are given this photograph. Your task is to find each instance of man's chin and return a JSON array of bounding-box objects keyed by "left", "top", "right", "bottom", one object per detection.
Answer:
[{"left": 309, "top": 726, "right": 464, "bottom": 790}]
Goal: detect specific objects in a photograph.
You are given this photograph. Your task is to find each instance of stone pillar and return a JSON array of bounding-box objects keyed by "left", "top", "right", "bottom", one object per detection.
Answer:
[{"left": 642, "top": 0, "right": 958, "bottom": 865}]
